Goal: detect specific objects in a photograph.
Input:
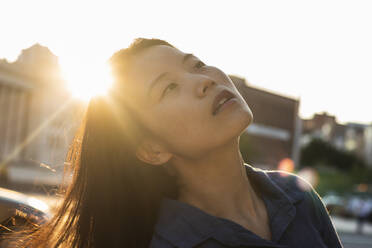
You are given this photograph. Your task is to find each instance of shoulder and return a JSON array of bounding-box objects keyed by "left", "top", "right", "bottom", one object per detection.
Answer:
[
  {"left": 264, "top": 168, "right": 329, "bottom": 221},
  {"left": 262, "top": 168, "right": 315, "bottom": 204},
  {"left": 265, "top": 169, "right": 322, "bottom": 200},
  {"left": 244, "top": 163, "right": 316, "bottom": 204},
  {"left": 266, "top": 170, "right": 313, "bottom": 191}
]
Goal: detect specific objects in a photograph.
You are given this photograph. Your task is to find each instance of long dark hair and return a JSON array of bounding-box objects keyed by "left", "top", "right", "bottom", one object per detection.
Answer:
[{"left": 7, "top": 38, "right": 178, "bottom": 247}]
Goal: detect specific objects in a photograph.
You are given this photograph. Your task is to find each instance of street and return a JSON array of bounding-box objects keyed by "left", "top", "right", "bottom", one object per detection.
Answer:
[
  {"left": 332, "top": 216, "right": 372, "bottom": 248},
  {"left": 339, "top": 233, "right": 372, "bottom": 248}
]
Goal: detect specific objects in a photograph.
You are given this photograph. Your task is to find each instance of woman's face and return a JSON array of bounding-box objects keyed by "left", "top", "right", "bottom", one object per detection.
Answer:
[{"left": 122, "top": 45, "right": 253, "bottom": 159}]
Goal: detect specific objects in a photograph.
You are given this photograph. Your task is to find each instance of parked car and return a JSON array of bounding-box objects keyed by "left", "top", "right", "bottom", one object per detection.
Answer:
[
  {"left": 0, "top": 187, "right": 50, "bottom": 241},
  {"left": 322, "top": 192, "right": 353, "bottom": 218}
]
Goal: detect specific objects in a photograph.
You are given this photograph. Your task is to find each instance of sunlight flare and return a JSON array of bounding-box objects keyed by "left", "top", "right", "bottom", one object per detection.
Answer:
[
  {"left": 277, "top": 158, "right": 295, "bottom": 176},
  {"left": 61, "top": 59, "right": 113, "bottom": 101}
]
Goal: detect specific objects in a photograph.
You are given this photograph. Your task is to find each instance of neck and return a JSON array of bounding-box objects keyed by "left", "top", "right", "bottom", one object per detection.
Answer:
[{"left": 172, "top": 138, "right": 261, "bottom": 221}]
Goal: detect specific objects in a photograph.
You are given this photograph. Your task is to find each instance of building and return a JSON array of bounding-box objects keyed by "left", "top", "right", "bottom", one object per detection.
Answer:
[
  {"left": 0, "top": 44, "right": 83, "bottom": 186},
  {"left": 0, "top": 59, "right": 32, "bottom": 165},
  {"left": 230, "top": 75, "right": 301, "bottom": 170},
  {"left": 301, "top": 112, "right": 372, "bottom": 168},
  {"left": 301, "top": 112, "right": 339, "bottom": 146}
]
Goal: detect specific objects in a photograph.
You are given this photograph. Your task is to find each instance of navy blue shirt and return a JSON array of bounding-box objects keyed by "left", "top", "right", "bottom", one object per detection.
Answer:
[{"left": 150, "top": 164, "right": 343, "bottom": 248}]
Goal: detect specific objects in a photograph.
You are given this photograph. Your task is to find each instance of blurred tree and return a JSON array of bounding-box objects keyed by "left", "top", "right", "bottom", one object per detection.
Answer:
[{"left": 300, "top": 138, "right": 366, "bottom": 171}]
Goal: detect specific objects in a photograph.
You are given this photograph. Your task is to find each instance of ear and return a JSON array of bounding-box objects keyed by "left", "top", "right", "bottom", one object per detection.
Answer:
[{"left": 135, "top": 140, "right": 173, "bottom": 165}]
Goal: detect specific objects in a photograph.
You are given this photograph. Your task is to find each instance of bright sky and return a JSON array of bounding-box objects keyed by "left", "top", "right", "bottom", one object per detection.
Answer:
[{"left": 0, "top": 0, "right": 371, "bottom": 124}]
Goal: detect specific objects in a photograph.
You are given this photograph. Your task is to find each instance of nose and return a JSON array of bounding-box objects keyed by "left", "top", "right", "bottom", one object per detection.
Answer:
[{"left": 196, "top": 77, "right": 216, "bottom": 97}]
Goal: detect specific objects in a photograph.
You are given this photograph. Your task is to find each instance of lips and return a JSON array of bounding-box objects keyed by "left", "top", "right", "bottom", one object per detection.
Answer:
[{"left": 212, "top": 89, "right": 236, "bottom": 115}]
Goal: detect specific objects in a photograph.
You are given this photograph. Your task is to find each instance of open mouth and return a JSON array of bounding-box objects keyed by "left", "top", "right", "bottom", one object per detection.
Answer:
[{"left": 212, "top": 90, "right": 236, "bottom": 115}]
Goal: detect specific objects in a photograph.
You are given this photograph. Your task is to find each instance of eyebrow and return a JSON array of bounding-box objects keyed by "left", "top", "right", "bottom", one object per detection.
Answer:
[{"left": 147, "top": 53, "right": 195, "bottom": 97}]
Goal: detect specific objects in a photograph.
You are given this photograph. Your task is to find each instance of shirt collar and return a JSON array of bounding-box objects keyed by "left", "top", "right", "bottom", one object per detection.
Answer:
[
  {"left": 245, "top": 164, "right": 305, "bottom": 242},
  {"left": 245, "top": 163, "right": 305, "bottom": 205},
  {"left": 154, "top": 163, "right": 305, "bottom": 247}
]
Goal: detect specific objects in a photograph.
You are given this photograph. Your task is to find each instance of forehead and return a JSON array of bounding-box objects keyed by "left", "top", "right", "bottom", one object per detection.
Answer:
[
  {"left": 129, "top": 45, "right": 185, "bottom": 82},
  {"left": 134, "top": 45, "right": 184, "bottom": 67},
  {"left": 124, "top": 45, "right": 185, "bottom": 103}
]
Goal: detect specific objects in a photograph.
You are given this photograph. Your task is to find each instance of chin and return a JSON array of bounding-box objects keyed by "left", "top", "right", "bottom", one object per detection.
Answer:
[
  {"left": 238, "top": 107, "right": 254, "bottom": 134},
  {"left": 226, "top": 109, "right": 253, "bottom": 139}
]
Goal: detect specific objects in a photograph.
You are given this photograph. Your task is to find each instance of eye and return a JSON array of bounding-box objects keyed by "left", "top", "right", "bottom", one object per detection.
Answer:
[
  {"left": 162, "top": 82, "right": 178, "bottom": 98},
  {"left": 194, "top": 61, "right": 206, "bottom": 69}
]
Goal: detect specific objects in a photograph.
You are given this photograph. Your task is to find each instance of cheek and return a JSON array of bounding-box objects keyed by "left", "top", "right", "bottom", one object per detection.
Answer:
[
  {"left": 152, "top": 102, "right": 215, "bottom": 154},
  {"left": 158, "top": 105, "right": 208, "bottom": 139}
]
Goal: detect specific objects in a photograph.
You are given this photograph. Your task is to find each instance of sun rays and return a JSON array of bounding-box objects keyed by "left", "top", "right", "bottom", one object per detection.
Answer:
[
  {"left": 0, "top": 99, "right": 75, "bottom": 171},
  {"left": 61, "top": 59, "right": 114, "bottom": 102}
]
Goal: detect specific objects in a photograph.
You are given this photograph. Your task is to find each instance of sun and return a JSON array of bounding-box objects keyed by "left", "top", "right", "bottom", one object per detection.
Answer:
[{"left": 61, "top": 59, "right": 113, "bottom": 101}]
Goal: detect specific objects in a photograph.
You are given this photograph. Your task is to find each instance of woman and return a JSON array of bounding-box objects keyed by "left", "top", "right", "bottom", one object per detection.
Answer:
[{"left": 8, "top": 38, "right": 343, "bottom": 247}]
